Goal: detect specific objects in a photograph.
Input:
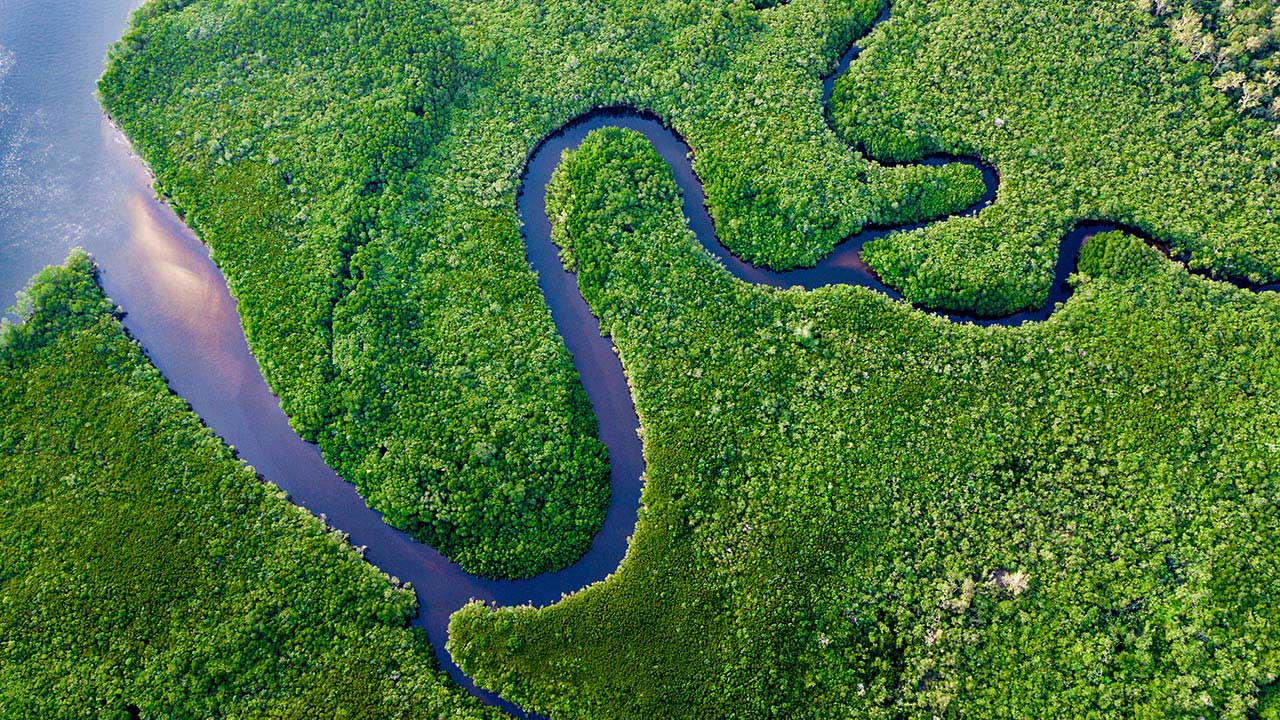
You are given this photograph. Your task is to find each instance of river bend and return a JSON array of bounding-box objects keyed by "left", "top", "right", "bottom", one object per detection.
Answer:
[
  {"left": 113, "top": 23, "right": 1280, "bottom": 720},
  {"left": 6, "top": 1, "right": 1279, "bottom": 717}
]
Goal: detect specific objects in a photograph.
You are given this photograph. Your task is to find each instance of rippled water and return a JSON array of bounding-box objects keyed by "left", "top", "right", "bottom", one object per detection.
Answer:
[
  {"left": 0, "top": 0, "right": 139, "bottom": 303},
  {"left": 8, "top": 3, "right": 1276, "bottom": 718},
  {"left": 0, "top": 4, "right": 627, "bottom": 715}
]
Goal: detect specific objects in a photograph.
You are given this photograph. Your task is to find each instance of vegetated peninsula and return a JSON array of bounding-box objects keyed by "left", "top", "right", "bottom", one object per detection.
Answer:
[
  {"left": 96, "top": 0, "right": 1280, "bottom": 585},
  {"left": 449, "top": 126, "right": 1280, "bottom": 718},
  {"left": 0, "top": 252, "right": 495, "bottom": 719},
  {"left": 5, "top": 0, "right": 1273, "bottom": 716}
]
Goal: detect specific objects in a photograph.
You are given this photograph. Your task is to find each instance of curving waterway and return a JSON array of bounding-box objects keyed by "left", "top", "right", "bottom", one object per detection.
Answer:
[{"left": 3, "top": 1, "right": 1280, "bottom": 718}]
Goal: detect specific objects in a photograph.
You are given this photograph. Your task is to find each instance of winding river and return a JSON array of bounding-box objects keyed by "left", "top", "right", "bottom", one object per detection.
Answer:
[{"left": 3, "top": 1, "right": 1280, "bottom": 717}]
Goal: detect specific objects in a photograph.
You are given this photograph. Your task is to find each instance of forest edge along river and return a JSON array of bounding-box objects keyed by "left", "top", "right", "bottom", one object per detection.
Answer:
[
  {"left": 36, "top": 3, "right": 1280, "bottom": 718},
  {"left": 102, "top": 18, "right": 1280, "bottom": 720}
]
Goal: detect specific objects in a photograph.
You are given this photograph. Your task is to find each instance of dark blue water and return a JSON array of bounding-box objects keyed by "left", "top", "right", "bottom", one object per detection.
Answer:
[
  {"left": 3, "top": 2, "right": 1278, "bottom": 718},
  {"left": 0, "top": 0, "right": 542, "bottom": 713}
]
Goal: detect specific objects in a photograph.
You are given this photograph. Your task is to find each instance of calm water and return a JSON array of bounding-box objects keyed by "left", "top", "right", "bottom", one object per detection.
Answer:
[
  {"left": 0, "top": 0, "right": 145, "bottom": 303},
  {"left": 5, "top": 2, "right": 1276, "bottom": 718},
  {"left": 0, "top": 3, "right": 631, "bottom": 715}
]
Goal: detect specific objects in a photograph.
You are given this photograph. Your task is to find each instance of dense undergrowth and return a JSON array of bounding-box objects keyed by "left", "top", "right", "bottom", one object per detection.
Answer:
[
  {"left": 97, "top": 0, "right": 984, "bottom": 577},
  {"left": 448, "top": 128, "right": 1280, "bottom": 719},
  {"left": 831, "top": 0, "right": 1280, "bottom": 316},
  {"left": 0, "top": 252, "right": 494, "bottom": 719}
]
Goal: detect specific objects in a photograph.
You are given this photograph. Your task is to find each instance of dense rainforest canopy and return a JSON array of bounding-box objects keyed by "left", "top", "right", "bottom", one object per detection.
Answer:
[
  {"left": 1150, "top": 0, "right": 1280, "bottom": 121},
  {"left": 0, "top": 252, "right": 495, "bottom": 719},
  {"left": 98, "top": 0, "right": 1280, "bottom": 581},
  {"left": 52, "top": 0, "right": 1280, "bottom": 716},
  {"left": 450, "top": 125, "right": 1280, "bottom": 720},
  {"left": 831, "top": 0, "right": 1280, "bottom": 316}
]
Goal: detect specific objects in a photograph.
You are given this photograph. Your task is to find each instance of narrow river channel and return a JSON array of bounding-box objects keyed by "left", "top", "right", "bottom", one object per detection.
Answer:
[{"left": 2, "top": 2, "right": 1278, "bottom": 717}]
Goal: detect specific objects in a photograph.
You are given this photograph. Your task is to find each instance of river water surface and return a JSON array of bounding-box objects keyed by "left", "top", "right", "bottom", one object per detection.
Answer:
[
  {"left": 4, "top": 2, "right": 1278, "bottom": 718},
  {"left": 0, "top": 0, "right": 526, "bottom": 713}
]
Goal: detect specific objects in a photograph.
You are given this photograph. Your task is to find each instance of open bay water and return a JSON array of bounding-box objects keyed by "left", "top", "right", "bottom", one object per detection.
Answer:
[
  {"left": 0, "top": 0, "right": 143, "bottom": 305},
  {"left": 5, "top": 3, "right": 1274, "bottom": 717}
]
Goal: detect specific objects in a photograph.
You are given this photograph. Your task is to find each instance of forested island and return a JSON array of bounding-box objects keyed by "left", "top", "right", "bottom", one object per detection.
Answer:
[{"left": 3, "top": 0, "right": 1280, "bottom": 717}]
